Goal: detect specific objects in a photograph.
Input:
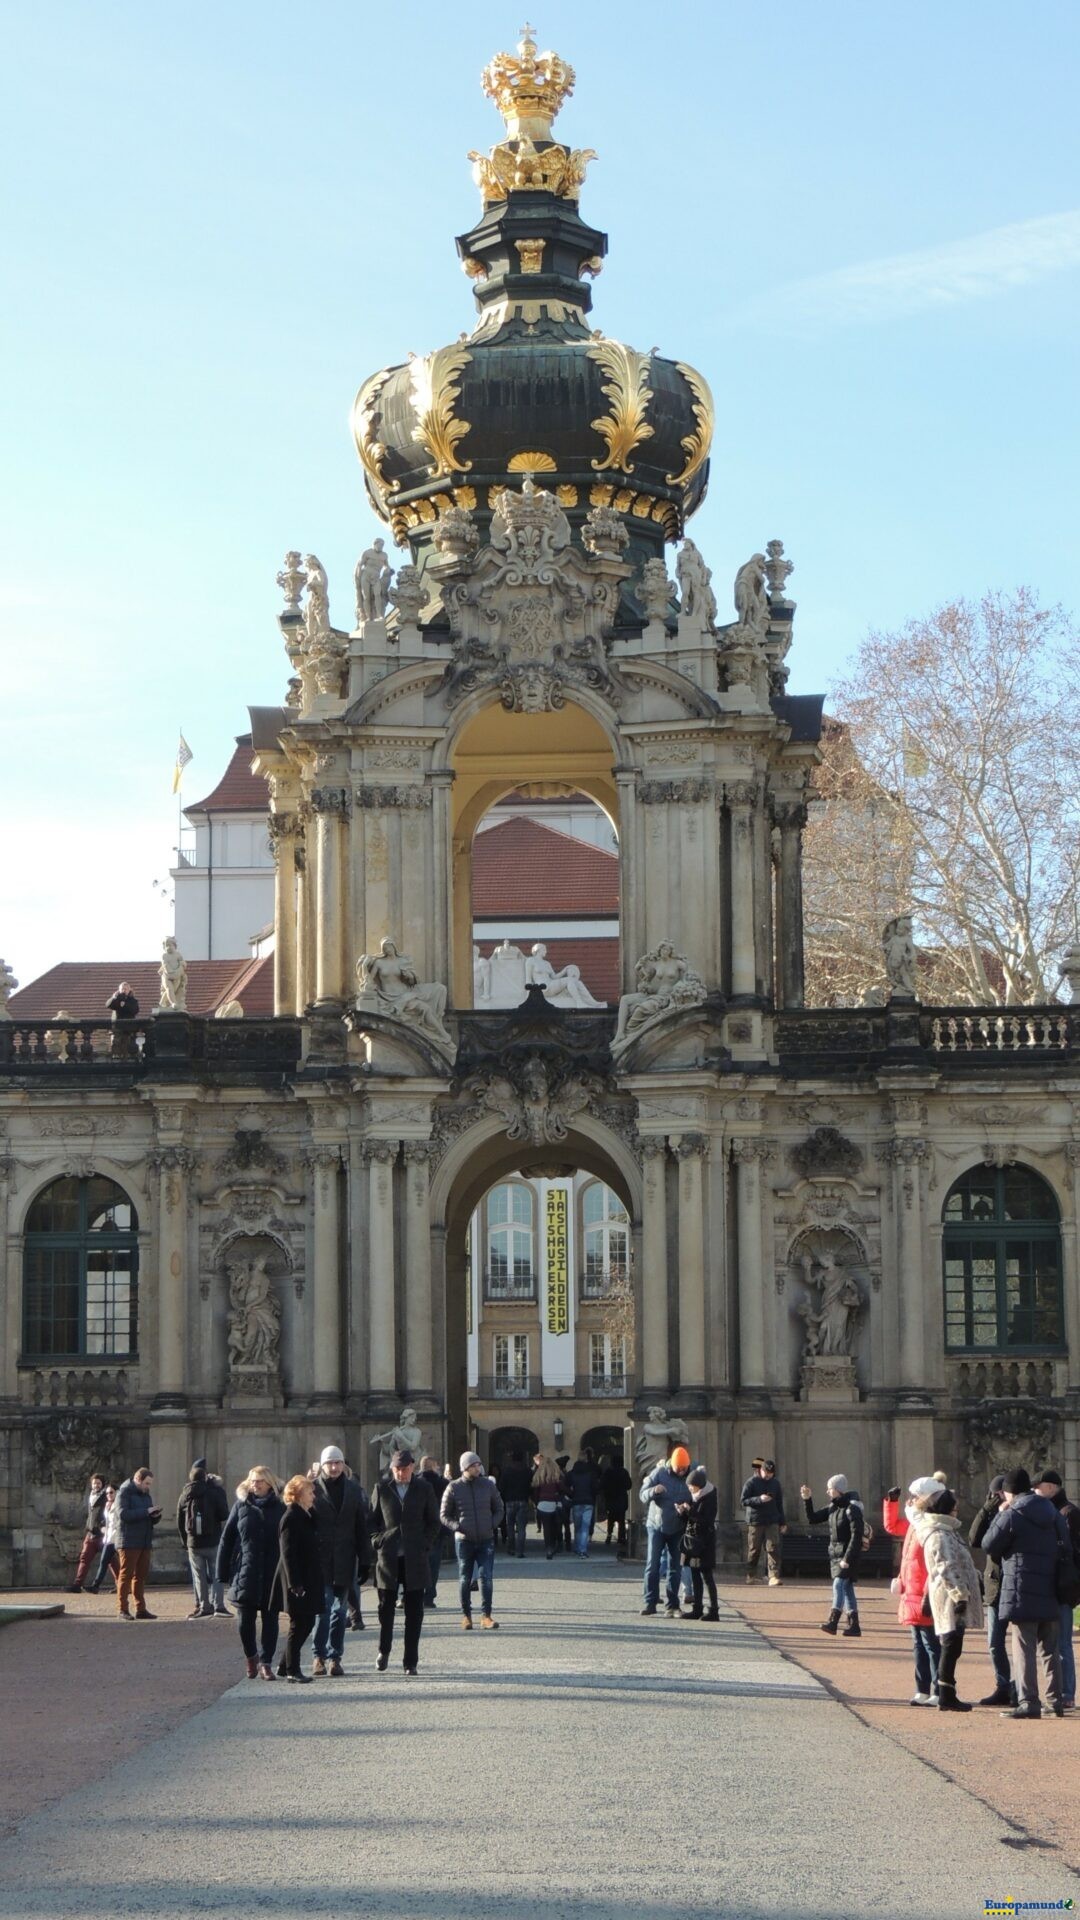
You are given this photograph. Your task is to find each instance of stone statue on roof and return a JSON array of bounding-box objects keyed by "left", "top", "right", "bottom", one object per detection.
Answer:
[{"left": 158, "top": 937, "right": 188, "bottom": 1013}]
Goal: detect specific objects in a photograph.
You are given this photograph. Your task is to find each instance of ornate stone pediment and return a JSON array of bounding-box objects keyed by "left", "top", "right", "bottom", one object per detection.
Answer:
[
  {"left": 429, "top": 483, "right": 631, "bottom": 712},
  {"left": 465, "top": 1052, "right": 607, "bottom": 1146},
  {"left": 789, "top": 1126, "right": 862, "bottom": 1180}
]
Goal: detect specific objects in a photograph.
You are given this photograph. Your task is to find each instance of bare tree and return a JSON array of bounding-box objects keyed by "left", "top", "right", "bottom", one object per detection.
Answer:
[{"left": 803, "top": 590, "right": 1080, "bottom": 1006}]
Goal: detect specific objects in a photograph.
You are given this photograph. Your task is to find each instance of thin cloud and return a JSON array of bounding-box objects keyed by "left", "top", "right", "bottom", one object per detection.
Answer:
[{"left": 737, "top": 210, "right": 1080, "bottom": 333}]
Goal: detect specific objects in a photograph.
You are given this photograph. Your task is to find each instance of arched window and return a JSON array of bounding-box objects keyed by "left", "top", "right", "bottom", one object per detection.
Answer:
[
  {"left": 24, "top": 1175, "right": 139, "bottom": 1360},
  {"left": 943, "top": 1165, "right": 1063, "bottom": 1352},
  {"left": 485, "top": 1183, "right": 535, "bottom": 1300},
  {"left": 581, "top": 1181, "right": 629, "bottom": 1299}
]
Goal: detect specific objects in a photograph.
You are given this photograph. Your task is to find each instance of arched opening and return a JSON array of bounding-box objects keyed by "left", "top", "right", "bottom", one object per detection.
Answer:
[
  {"left": 487, "top": 1425, "right": 540, "bottom": 1478},
  {"left": 942, "top": 1164, "right": 1063, "bottom": 1353},
  {"left": 447, "top": 698, "right": 620, "bottom": 1005},
  {"left": 472, "top": 783, "right": 619, "bottom": 1013},
  {"left": 23, "top": 1174, "right": 139, "bottom": 1361},
  {"left": 437, "top": 1123, "right": 640, "bottom": 1469}
]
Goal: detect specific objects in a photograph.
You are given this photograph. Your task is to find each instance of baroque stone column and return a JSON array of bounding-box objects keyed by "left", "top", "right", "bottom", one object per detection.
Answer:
[
  {"left": 403, "top": 1143, "right": 433, "bottom": 1394},
  {"left": 0, "top": 1150, "right": 15, "bottom": 1400},
  {"left": 732, "top": 1137, "right": 770, "bottom": 1389},
  {"left": 306, "top": 1145, "right": 343, "bottom": 1400},
  {"left": 640, "top": 1137, "right": 670, "bottom": 1390},
  {"left": 365, "top": 1142, "right": 398, "bottom": 1392},
  {"left": 673, "top": 1134, "right": 709, "bottom": 1389},
  {"left": 268, "top": 811, "right": 298, "bottom": 1017},
  {"left": 774, "top": 801, "right": 807, "bottom": 1008},
  {"left": 149, "top": 1144, "right": 197, "bottom": 1407},
  {"left": 310, "top": 786, "right": 350, "bottom": 1005},
  {"left": 882, "top": 1138, "right": 930, "bottom": 1392},
  {"left": 727, "top": 781, "right": 758, "bottom": 999}
]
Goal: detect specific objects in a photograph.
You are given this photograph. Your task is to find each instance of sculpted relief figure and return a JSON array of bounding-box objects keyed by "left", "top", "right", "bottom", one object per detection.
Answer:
[
  {"left": 227, "top": 1255, "right": 282, "bottom": 1375},
  {"left": 158, "top": 937, "right": 188, "bottom": 1012},
  {"left": 371, "top": 1407, "right": 423, "bottom": 1473},
  {"left": 303, "top": 554, "right": 331, "bottom": 643},
  {"left": 356, "top": 938, "right": 453, "bottom": 1049},
  {"left": 614, "top": 942, "right": 707, "bottom": 1051},
  {"left": 882, "top": 914, "right": 918, "bottom": 999},
  {"left": 525, "top": 942, "right": 604, "bottom": 1009},
  {"left": 675, "top": 539, "right": 717, "bottom": 628},
  {"left": 354, "top": 538, "right": 393, "bottom": 626},
  {"left": 634, "top": 1405, "right": 691, "bottom": 1469},
  {"left": 473, "top": 944, "right": 492, "bottom": 1005},
  {"left": 797, "top": 1248, "right": 862, "bottom": 1360},
  {"left": 487, "top": 938, "right": 528, "bottom": 1008},
  {"left": 733, "top": 552, "right": 769, "bottom": 640}
]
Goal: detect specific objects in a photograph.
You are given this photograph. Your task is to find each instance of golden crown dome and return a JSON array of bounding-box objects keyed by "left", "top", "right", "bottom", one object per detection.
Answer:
[{"left": 481, "top": 24, "right": 575, "bottom": 139}]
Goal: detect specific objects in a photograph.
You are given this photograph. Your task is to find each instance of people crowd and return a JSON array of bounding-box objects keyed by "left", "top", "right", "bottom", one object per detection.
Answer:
[{"left": 63, "top": 1440, "right": 1080, "bottom": 1713}]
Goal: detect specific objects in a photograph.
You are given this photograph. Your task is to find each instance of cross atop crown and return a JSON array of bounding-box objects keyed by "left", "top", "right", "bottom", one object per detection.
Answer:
[{"left": 481, "top": 24, "right": 576, "bottom": 141}]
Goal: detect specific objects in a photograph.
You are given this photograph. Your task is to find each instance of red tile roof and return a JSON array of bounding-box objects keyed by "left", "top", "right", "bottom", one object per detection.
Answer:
[
  {"left": 474, "top": 937, "right": 619, "bottom": 1006},
  {"left": 9, "top": 957, "right": 275, "bottom": 1020},
  {"left": 472, "top": 818, "right": 618, "bottom": 917},
  {"left": 184, "top": 737, "right": 271, "bottom": 816}
]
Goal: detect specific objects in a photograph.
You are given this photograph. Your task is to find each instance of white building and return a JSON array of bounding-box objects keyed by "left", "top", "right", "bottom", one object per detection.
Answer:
[{"left": 171, "top": 735, "right": 275, "bottom": 961}]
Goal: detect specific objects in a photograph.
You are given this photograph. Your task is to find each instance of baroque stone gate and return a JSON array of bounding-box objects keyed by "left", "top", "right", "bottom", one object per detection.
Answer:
[{"left": 1, "top": 30, "right": 1077, "bottom": 1580}]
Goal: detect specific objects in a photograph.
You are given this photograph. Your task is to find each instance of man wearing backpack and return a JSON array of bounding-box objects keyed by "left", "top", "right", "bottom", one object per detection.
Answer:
[{"left": 176, "top": 1458, "right": 231, "bottom": 1618}]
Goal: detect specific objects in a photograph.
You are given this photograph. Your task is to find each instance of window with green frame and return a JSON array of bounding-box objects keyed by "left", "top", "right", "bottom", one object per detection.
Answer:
[
  {"left": 23, "top": 1175, "right": 139, "bottom": 1360},
  {"left": 942, "top": 1164, "right": 1062, "bottom": 1353}
]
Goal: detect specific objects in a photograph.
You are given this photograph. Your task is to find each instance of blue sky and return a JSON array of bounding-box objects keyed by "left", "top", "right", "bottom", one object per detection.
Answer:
[{"left": 4, "top": 1, "right": 1078, "bottom": 984}]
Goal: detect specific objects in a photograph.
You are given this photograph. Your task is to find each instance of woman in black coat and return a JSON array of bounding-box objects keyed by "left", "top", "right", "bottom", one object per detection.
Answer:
[
  {"left": 276, "top": 1476, "right": 323, "bottom": 1683},
  {"left": 216, "top": 1466, "right": 285, "bottom": 1679},
  {"left": 679, "top": 1468, "right": 719, "bottom": 1620},
  {"left": 801, "top": 1473, "right": 865, "bottom": 1636}
]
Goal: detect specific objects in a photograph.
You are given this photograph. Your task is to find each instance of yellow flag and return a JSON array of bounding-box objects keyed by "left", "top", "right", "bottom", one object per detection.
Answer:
[{"left": 172, "top": 733, "right": 193, "bottom": 793}]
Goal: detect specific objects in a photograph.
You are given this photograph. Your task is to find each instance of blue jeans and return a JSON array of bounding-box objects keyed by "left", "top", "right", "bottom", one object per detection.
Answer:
[
  {"left": 504, "top": 1500, "right": 528, "bottom": 1556},
  {"left": 313, "top": 1583, "right": 349, "bottom": 1661},
  {"left": 1059, "top": 1602, "right": 1076, "bottom": 1704},
  {"left": 572, "top": 1504, "right": 594, "bottom": 1555},
  {"left": 832, "top": 1575, "right": 857, "bottom": 1614},
  {"left": 987, "top": 1602, "right": 1012, "bottom": 1692},
  {"left": 911, "top": 1623, "right": 940, "bottom": 1694},
  {"left": 456, "top": 1537, "right": 495, "bottom": 1619},
  {"left": 643, "top": 1529, "right": 681, "bottom": 1609}
]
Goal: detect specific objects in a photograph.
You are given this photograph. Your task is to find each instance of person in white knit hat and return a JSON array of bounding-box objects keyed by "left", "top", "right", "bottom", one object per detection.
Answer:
[{"left": 883, "top": 1474, "right": 950, "bottom": 1704}]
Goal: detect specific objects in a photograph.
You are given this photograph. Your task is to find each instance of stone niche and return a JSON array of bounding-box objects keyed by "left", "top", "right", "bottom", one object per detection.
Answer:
[{"left": 220, "top": 1233, "right": 289, "bottom": 1411}]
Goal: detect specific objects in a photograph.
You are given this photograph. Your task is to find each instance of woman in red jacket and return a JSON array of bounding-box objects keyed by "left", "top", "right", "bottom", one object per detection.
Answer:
[{"left": 882, "top": 1475, "right": 944, "bottom": 1705}]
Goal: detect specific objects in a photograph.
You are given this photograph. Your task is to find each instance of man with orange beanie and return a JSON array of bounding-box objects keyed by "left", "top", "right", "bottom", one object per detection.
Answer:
[{"left": 639, "top": 1445, "right": 693, "bottom": 1617}]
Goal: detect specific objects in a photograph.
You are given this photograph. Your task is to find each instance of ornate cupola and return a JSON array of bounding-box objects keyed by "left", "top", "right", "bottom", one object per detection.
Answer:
[{"left": 351, "top": 26, "right": 714, "bottom": 604}]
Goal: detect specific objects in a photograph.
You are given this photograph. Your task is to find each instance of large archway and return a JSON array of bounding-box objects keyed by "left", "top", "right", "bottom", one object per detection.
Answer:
[
  {"left": 432, "top": 1117, "right": 642, "bottom": 1466},
  {"left": 446, "top": 697, "right": 620, "bottom": 1005}
]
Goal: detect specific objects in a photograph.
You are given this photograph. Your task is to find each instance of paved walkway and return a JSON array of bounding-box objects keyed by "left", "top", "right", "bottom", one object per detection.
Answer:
[{"left": 1, "top": 1560, "right": 1078, "bottom": 1919}]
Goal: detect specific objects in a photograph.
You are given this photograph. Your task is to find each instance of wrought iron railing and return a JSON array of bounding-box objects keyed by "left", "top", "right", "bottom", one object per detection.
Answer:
[
  {"left": 580, "top": 1265, "right": 630, "bottom": 1301},
  {"left": 483, "top": 1271, "right": 537, "bottom": 1302}
]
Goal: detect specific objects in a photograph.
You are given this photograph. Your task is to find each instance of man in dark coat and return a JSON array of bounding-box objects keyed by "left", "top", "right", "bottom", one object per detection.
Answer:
[
  {"left": 370, "top": 1449, "right": 439, "bottom": 1676},
  {"left": 116, "top": 1468, "right": 162, "bottom": 1619},
  {"left": 741, "top": 1457, "right": 787, "bottom": 1586},
  {"left": 600, "top": 1455, "right": 632, "bottom": 1557},
  {"left": 565, "top": 1456, "right": 600, "bottom": 1559},
  {"left": 982, "top": 1466, "right": 1071, "bottom": 1719},
  {"left": 176, "top": 1458, "right": 230, "bottom": 1618},
  {"left": 498, "top": 1449, "right": 533, "bottom": 1560},
  {"left": 969, "top": 1473, "right": 1012, "bottom": 1705},
  {"left": 419, "top": 1456, "right": 450, "bottom": 1602},
  {"left": 311, "top": 1446, "right": 372, "bottom": 1677},
  {"left": 1034, "top": 1468, "right": 1080, "bottom": 1711},
  {"left": 106, "top": 981, "right": 139, "bottom": 1057}
]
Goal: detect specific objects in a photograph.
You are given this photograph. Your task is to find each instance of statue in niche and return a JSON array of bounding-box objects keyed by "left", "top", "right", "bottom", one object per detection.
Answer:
[
  {"left": 883, "top": 915, "right": 918, "bottom": 999},
  {"left": 525, "top": 942, "right": 604, "bottom": 1008},
  {"left": 614, "top": 942, "right": 707, "bottom": 1048},
  {"left": 158, "top": 937, "right": 188, "bottom": 1012},
  {"left": 226, "top": 1254, "right": 281, "bottom": 1375},
  {"left": 356, "top": 938, "right": 453, "bottom": 1049},
  {"left": 634, "top": 1405, "right": 691, "bottom": 1469},
  {"left": 733, "top": 553, "right": 769, "bottom": 639},
  {"left": 473, "top": 944, "right": 492, "bottom": 1005},
  {"left": 303, "top": 554, "right": 330, "bottom": 642},
  {"left": 675, "top": 539, "right": 717, "bottom": 627},
  {"left": 355, "top": 539, "right": 393, "bottom": 626},
  {"left": 796, "top": 1245, "right": 862, "bottom": 1359},
  {"left": 487, "top": 938, "right": 528, "bottom": 1008},
  {"left": 371, "top": 1407, "right": 423, "bottom": 1473}
]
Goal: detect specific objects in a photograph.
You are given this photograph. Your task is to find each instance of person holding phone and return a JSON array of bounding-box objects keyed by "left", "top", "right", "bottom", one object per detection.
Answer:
[{"left": 115, "top": 1468, "right": 162, "bottom": 1619}]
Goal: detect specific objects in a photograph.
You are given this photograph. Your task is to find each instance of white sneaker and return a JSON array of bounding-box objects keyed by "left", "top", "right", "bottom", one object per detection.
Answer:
[
  {"left": 910, "top": 1692, "right": 933, "bottom": 1706},
  {"left": 768, "top": 1577, "right": 782, "bottom": 1587}
]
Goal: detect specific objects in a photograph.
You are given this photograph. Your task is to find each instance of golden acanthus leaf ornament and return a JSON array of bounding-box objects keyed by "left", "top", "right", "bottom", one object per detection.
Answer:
[
  {"left": 351, "top": 366, "right": 393, "bottom": 507},
  {"left": 409, "top": 346, "right": 474, "bottom": 478},
  {"left": 666, "top": 361, "right": 715, "bottom": 490},
  {"left": 588, "top": 338, "right": 655, "bottom": 474}
]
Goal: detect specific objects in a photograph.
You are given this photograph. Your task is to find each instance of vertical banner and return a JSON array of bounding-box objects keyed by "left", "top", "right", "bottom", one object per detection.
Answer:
[{"left": 546, "top": 1189, "right": 569, "bottom": 1334}]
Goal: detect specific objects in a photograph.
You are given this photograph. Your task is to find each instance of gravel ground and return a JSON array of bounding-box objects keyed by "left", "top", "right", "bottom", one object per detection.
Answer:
[
  {"left": 1, "top": 1560, "right": 1077, "bottom": 1919},
  {"left": 728, "top": 1576, "right": 1080, "bottom": 1872}
]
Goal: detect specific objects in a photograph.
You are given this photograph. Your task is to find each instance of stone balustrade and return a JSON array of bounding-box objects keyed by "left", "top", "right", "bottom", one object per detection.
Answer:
[{"left": 0, "top": 1017, "right": 302, "bottom": 1076}]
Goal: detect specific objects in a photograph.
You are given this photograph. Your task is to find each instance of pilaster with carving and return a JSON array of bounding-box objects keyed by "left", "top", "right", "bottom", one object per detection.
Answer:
[
  {"left": 148, "top": 1142, "right": 198, "bottom": 1408},
  {"left": 308, "top": 786, "right": 351, "bottom": 1004}
]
